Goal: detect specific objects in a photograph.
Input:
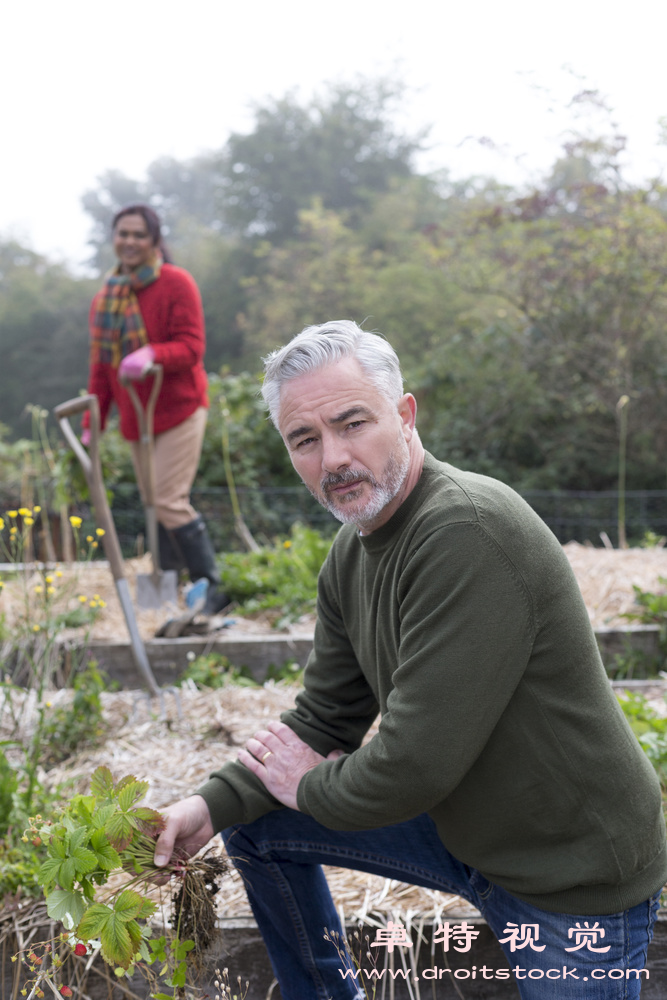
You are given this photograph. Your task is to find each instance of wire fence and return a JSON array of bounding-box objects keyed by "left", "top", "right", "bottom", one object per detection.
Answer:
[
  {"left": 2, "top": 484, "right": 667, "bottom": 558},
  {"left": 111, "top": 486, "right": 667, "bottom": 556}
]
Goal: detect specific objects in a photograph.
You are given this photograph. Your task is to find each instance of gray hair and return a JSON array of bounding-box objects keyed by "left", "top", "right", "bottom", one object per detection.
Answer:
[{"left": 261, "top": 320, "right": 404, "bottom": 427}]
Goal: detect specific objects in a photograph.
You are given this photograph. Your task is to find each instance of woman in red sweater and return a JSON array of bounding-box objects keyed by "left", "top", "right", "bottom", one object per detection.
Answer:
[{"left": 85, "top": 203, "right": 227, "bottom": 614}]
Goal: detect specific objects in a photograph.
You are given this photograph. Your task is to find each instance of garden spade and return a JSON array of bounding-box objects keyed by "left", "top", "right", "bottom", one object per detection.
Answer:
[
  {"left": 121, "top": 364, "right": 179, "bottom": 610},
  {"left": 53, "top": 393, "right": 164, "bottom": 702}
]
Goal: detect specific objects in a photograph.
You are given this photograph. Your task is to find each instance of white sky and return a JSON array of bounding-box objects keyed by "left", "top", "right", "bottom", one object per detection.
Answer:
[{"left": 3, "top": 0, "right": 667, "bottom": 272}]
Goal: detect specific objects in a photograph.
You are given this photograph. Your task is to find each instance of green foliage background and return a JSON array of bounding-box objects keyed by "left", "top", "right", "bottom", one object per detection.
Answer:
[{"left": 3, "top": 77, "right": 667, "bottom": 495}]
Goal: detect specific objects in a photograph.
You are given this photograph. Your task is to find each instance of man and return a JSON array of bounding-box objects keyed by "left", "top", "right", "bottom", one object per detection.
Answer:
[{"left": 155, "top": 321, "right": 667, "bottom": 999}]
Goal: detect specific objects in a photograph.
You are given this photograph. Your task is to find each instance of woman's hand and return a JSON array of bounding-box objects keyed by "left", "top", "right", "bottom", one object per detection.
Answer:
[
  {"left": 119, "top": 345, "right": 156, "bottom": 381},
  {"left": 238, "top": 720, "right": 344, "bottom": 810}
]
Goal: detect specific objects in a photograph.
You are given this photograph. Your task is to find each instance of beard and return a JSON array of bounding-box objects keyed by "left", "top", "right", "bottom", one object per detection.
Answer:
[{"left": 307, "top": 440, "right": 410, "bottom": 529}]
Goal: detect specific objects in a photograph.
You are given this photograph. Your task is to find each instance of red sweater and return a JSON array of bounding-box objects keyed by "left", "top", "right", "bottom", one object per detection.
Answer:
[{"left": 86, "top": 263, "right": 209, "bottom": 441}]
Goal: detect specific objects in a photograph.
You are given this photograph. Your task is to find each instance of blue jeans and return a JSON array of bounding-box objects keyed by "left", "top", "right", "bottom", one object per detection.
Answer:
[{"left": 222, "top": 810, "right": 660, "bottom": 1000}]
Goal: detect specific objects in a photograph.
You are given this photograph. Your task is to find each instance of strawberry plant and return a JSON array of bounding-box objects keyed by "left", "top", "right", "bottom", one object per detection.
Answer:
[{"left": 28, "top": 765, "right": 228, "bottom": 997}]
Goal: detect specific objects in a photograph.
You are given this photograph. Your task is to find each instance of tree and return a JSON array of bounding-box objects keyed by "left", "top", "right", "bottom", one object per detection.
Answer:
[{"left": 215, "top": 78, "right": 426, "bottom": 242}]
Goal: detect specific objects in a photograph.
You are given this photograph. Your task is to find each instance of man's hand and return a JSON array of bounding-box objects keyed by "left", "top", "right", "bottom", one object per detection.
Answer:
[
  {"left": 238, "top": 720, "right": 343, "bottom": 810},
  {"left": 153, "top": 794, "right": 214, "bottom": 867}
]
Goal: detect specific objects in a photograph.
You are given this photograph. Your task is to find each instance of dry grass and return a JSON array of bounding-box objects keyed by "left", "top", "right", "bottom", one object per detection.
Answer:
[{"left": 4, "top": 544, "right": 667, "bottom": 925}]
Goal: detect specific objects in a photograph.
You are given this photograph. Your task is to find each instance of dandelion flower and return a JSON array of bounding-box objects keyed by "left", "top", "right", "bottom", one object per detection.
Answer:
[
  {"left": 45, "top": 575, "right": 53, "bottom": 584},
  {"left": 34, "top": 585, "right": 43, "bottom": 594},
  {"left": 33, "top": 505, "right": 41, "bottom": 513},
  {"left": 69, "top": 515, "right": 82, "bottom": 528},
  {"left": 55, "top": 569, "right": 63, "bottom": 578},
  {"left": 78, "top": 595, "right": 87, "bottom": 603},
  {"left": 32, "top": 625, "right": 40, "bottom": 632},
  {"left": 7, "top": 510, "right": 17, "bottom": 519},
  {"left": 283, "top": 540, "right": 292, "bottom": 549},
  {"left": 24, "top": 516, "right": 34, "bottom": 526},
  {"left": 96, "top": 527, "right": 105, "bottom": 537},
  {"left": 98, "top": 599, "right": 107, "bottom": 607},
  {"left": 18, "top": 507, "right": 31, "bottom": 517},
  {"left": 47, "top": 586, "right": 55, "bottom": 595},
  {"left": 0, "top": 518, "right": 4, "bottom": 531},
  {"left": 92, "top": 541, "right": 98, "bottom": 549},
  {"left": 86, "top": 535, "right": 93, "bottom": 543}
]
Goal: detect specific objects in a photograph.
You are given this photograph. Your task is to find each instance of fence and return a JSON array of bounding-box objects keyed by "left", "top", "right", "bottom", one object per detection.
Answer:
[
  {"left": 2, "top": 485, "right": 667, "bottom": 558},
  {"left": 109, "top": 486, "right": 667, "bottom": 556}
]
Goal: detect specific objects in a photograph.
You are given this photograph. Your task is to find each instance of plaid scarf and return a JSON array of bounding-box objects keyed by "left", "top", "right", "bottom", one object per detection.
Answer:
[{"left": 89, "top": 253, "right": 162, "bottom": 367}]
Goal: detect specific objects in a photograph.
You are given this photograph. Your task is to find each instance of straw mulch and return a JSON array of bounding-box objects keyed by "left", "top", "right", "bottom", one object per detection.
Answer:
[
  {"left": 4, "top": 541, "right": 667, "bottom": 645},
  {"left": 562, "top": 541, "right": 667, "bottom": 628},
  {"left": 33, "top": 681, "right": 477, "bottom": 927},
  {"left": 5, "top": 543, "right": 667, "bottom": 926}
]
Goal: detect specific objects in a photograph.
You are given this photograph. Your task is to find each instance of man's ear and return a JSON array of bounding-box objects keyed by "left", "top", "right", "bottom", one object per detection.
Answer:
[{"left": 398, "top": 393, "right": 417, "bottom": 440}]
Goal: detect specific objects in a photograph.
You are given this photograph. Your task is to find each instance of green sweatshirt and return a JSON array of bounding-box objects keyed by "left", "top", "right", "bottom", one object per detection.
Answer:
[{"left": 199, "top": 454, "right": 667, "bottom": 915}]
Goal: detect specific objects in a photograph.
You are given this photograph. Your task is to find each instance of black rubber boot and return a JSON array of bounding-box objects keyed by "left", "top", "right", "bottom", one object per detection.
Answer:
[
  {"left": 158, "top": 522, "right": 187, "bottom": 572},
  {"left": 171, "top": 515, "right": 230, "bottom": 615}
]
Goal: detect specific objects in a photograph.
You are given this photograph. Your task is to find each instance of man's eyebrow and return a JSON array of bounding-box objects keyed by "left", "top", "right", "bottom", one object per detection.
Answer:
[
  {"left": 286, "top": 425, "right": 313, "bottom": 445},
  {"left": 285, "top": 406, "right": 374, "bottom": 446},
  {"left": 329, "top": 406, "right": 373, "bottom": 425}
]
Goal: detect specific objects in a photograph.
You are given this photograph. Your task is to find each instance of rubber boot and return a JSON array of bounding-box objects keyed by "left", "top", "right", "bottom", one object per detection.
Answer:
[
  {"left": 171, "top": 515, "right": 230, "bottom": 615},
  {"left": 158, "top": 522, "right": 187, "bottom": 572}
]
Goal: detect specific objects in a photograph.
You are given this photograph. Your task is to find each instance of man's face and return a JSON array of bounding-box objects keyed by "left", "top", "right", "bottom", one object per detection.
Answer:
[{"left": 277, "top": 357, "right": 415, "bottom": 531}]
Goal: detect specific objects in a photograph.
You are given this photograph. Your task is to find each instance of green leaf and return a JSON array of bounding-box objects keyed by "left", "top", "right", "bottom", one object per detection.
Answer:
[
  {"left": 72, "top": 846, "right": 98, "bottom": 876},
  {"left": 38, "top": 856, "right": 64, "bottom": 888},
  {"left": 68, "top": 825, "right": 91, "bottom": 853},
  {"left": 100, "top": 915, "right": 134, "bottom": 969},
  {"left": 90, "top": 804, "right": 116, "bottom": 829},
  {"left": 90, "top": 766, "right": 115, "bottom": 799},
  {"left": 117, "top": 781, "right": 149, "bottom": 812},
  {"left": 90, "top": 830, "right": 121, "bottom": 870},
  {"left": 59, "top": 857, "right": 77, "bottom": 891},
  {"left": 77, "top": 902, "right": 113, "bottom": 939},
  {"left": 105, "top": 812, "right": 134, "bottom": 851},
  {"left": 46, "top": 889, "right": 87, "bottom": 928},
  {"left": 113, "top": 889, "right": 148, "bottom": 922}
]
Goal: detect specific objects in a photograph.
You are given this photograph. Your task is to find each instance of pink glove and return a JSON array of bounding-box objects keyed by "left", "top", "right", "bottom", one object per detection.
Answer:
[
  {"left": 81, "top": 427, "right": 91, "bottom": 447},
  {"left": 118, "top": 345, "right": 156, "bottom": 381}
]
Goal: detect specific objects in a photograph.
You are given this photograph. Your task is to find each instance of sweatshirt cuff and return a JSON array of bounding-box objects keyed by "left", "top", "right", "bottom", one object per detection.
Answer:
[{"left": 197, "top": 776, "right": 248, "bottom": 833}]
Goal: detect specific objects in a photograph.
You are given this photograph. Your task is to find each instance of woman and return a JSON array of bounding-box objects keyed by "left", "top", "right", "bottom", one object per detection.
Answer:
[{"left": 84, "top": 203, "right": 227, "bottom": 615}]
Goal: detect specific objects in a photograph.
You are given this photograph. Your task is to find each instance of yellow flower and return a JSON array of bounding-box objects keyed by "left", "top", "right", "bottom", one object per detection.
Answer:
[
  {"left": 91, "top": 541, "right": 98, "bottom": 549},
  {"left": 47, "top": 586, "right": 55, "bottom": 595},
  {"left": 18, "top": 507, "right": 31, "bottom": 517},
  {"left": 23, "top": 517, "right": 34, "bottom": 527},
  {"left": 86, "top": 535, "right": 93, "bottom": 543},
  {"left": 7, "top": 510, "right": 17, "bottom": 519},
  {"left": 93, "top": 594, "right": 100, "bottom": 600},
  {"left": 78, "top": 595, "right": 87, "bottom": 603},
  {"left": 45, "top": 576, "right": 53, "bottom": 584},
  {"left": 69, "top": 515, "right": 82, "bottom": 528},
  {"left": 32, "top": 625, "right": 40, "bottom": 632},
  {"left": 34, "top": 585, "right": 43, "bottom": 594},
  {"left": 0, "top": 582, "right": 4, "bottom": 590},
  {"left": 33, "top": 505, "right": 41, "bottom": 513},
  {"left": 283, "top": 540, "right": 292, "bottom": 549},
  {"left": 89, "top": 600, "right": 98, "bottom": 608},
  {"left": 98, "top": 599, "right": 107, "bottom": 608},
  {"left": 96, "top": 528, "right": 105, "bottom": 537},
  {"left": 55, "top": 569, "right": 63, "bottom": 578},
  {"left": 9, "top": 526, "right": 17, "bottom": 535},
  {"left": 0, "top": 518, "right": 4, "bottom": 531}
]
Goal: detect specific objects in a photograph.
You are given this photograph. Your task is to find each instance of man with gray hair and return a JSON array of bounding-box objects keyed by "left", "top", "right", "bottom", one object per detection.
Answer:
[{"left": 156, "top": 321, "right": 667, "bottom": 999}]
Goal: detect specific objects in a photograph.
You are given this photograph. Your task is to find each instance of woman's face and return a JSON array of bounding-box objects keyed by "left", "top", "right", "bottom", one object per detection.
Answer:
[{"left": 112, "top": 213, "right": 156, "bottom": 273}]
